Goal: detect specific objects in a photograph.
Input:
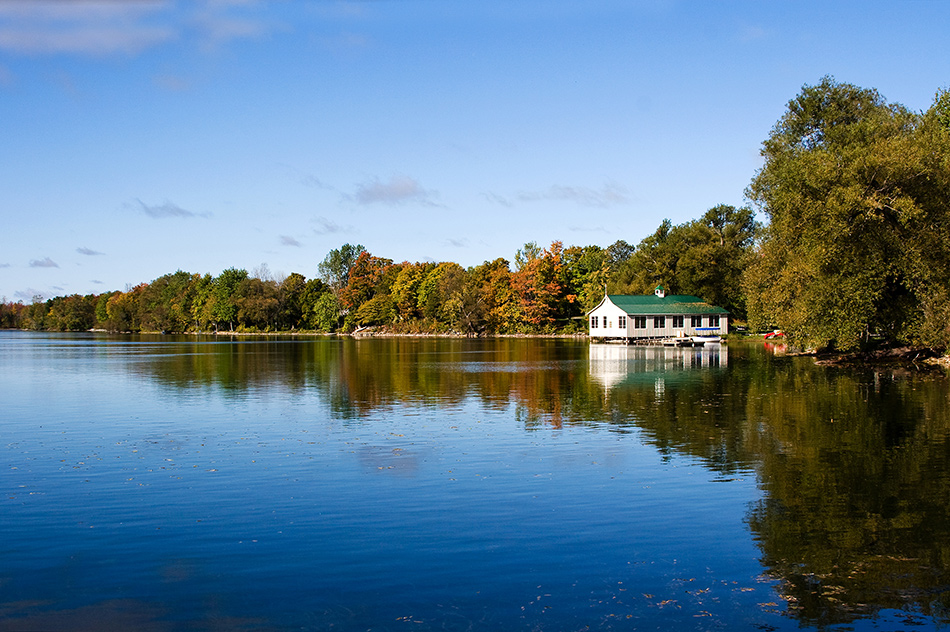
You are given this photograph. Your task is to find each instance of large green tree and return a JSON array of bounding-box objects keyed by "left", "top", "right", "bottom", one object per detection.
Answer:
[
  {"left": 318, "top": 243, "right": 365, "bottom": 293},
  {"left": 744, "top": 77, "right": 950, "bottom": 351},
  {"left": 610, "top": 207, "right": 757, "bottom": 317}
]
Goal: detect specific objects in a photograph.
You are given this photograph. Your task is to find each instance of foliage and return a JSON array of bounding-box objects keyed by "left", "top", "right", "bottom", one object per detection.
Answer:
[
  {"left": 563, "top": 245, "right": 608, "bottom": 313},
  {"left": 744, "top": 76, "right": 950, "bottom": 350},
  {"left": 234, "top": 277, "right": 279, "bottom": 330},
  {"left": 611, "top": 206, "right": 758, "bottom": 318},
  {"left": 309, "top": 292, "right": 338, "bottom": 331},
  {"left": 338, "top": 251, "right": 395, "bottom": 321},
  {"left": 511, "top": 240, "right": 573, "bottom": 330},
  {"left": 318, "top": 243, "right": 365, "bottom": 292}
]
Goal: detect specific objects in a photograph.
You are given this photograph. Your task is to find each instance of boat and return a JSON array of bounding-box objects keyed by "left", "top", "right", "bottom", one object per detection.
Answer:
[
  {"left": 662, "top": 334, "right": 704, "bottom": 347},
  {"left": 692, "top": 327, "right": 722, "bottom": 343}
]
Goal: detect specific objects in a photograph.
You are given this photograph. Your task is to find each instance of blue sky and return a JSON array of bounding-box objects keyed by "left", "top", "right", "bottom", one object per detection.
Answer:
[{"left": 2, "top": 0, "right": 948, "bottom": 302}]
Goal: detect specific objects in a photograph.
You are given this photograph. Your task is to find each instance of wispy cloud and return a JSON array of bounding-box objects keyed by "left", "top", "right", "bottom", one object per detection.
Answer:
[
  {"left": 312, "top": 216, "right": 352, "bottom": 235},
  {"left": 0, "top": 0, "right": 274, "bottom": 57},
  {"left": 514, "top": 183, "right": 630, "bottom": 208},
  {"left": 481, "top": 192, "right": 513, "bottom": 208},
  {"left": 132, "top": 198, "right": 209, "bottom": 219},
  {"left": 0, "top": 262, "right": 10, "bottom": 268},
  {"left": 0, "top": 1, "right": 174, "bottom": 56},
  {"left": 352, "top": 175, "right": 442, "bottom": 207},
  {"left": 153, "top": 73, "right": 190, "bottom": 92},
  {"left": 279, "top": 164, "right": 337, "bottom": 191},
  {"left": 191, "top": 1, "right": 275, "bottom": 51},
  {"left": 568, "top": 225, "right": 610, "bottom": 234},
  {"left": 280, "top": 235, "right": 302, "bottom": 247},
  {"left": 29, "top": 257, "right": 58, "bottom": 268},
  {"left": 445, "top": 238, "right": 469, "bottom": 248},
  {"left": 485, "top": 183, "right": 630, "bottom": 208},
  {"left": 77, "top": 247, "right": 104, "bottom": 256}
]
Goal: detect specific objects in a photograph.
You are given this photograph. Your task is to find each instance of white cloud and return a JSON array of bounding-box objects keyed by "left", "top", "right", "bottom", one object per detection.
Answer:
[
  {"left": 0, "top": 1, "right": 174, "bottom": 56},
  {"left": 353, "top": 175, "right": 441, "bottom": 207},
  {"left": 0, "top": 0, "right": 273, "bottom": 57},
  {"left": 77, "top": 247, "right": 104, "bottom": 256},
  {"left": 29, "top": 257, "right": 58, "bottom": 268},
  {"left": 280, "top": 235, "right": 302, "bottom": 247}
]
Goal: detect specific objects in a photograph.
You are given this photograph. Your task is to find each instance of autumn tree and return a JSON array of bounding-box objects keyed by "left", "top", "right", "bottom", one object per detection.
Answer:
[
  {"left": 318, "top": 243, "right": 366, "bottom": 294},
  {"left": 391, "top": 262, "right": 434, "bottom": 322},
  {"left": 106, "top": 285, "right": 145, "bottom": 332},
  {"left": 339, "top": 251, "right": 395, "bottom": 329},
  {"left": 0, "top": 299, "right": 26, "bottom": 329},
  {"left": 415, "top": 262, "right": 478, "bottom": 332},
  {"left": 471, "top": 258, "right": 518, "bottom": 334},
  {"left": 511, "top": 241, "right": 573, "bottom": 331}
]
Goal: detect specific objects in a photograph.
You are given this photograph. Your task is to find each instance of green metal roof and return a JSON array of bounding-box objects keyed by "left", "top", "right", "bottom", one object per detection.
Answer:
[{"left": 595, "top": 294, "right": 729, "bottom": 316}]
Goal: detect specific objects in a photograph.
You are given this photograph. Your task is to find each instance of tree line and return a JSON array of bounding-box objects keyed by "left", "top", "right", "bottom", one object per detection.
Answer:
[
  {"left": 0, "top": 204, "right": 756, "bottom": 336},
  {"left": 4, "top": 77, "right": 950, "bottom": 351}
]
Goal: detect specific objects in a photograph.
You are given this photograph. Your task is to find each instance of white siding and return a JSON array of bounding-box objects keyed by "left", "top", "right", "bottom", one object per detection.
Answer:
[{"left": 587, "top": 298, "right": 629, "bottom": 339}]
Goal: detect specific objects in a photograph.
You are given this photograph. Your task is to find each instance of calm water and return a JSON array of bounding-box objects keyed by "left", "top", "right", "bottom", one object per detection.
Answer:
[{"left": 2, "top": 332, "right": 949, "bottom": 631}]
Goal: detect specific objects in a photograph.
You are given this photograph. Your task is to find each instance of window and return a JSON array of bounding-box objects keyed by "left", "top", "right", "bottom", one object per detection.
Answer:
[
  {"left": 709, "top": 315, "right": 720, "bottom": 327},
  {"left": 654, "top": 316, "right": 665, "bottom": 328},
  {"left": 672, "top": 315, "right": 684, "bottom": 328},
  {"left": 602, "top": 316, "right": 608, "bottom": 328},
  {"left": 618, "top": 315, "right": 626, "bottom": 328},
  {"left": 590, "top": 316, "right": 598, "bottom": 329},
  {"left": 691, "top": 315, "right": 702, "bottom": 328},
  {"left": 634, "top": 316, "right": 647, "bottom": 329}
]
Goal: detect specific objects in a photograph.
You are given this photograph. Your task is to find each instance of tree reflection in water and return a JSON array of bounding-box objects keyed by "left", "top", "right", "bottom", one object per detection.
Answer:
[{"left": 136, "top": 334, "right": 950, "bottom": 627}]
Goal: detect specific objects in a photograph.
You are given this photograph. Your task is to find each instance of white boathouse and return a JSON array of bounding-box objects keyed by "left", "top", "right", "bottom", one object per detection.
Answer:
[{"left": 587, "top": 286, "right": 728, "bottom": 342}]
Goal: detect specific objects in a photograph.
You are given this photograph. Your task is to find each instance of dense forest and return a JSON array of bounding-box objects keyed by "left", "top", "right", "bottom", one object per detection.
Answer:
[{"left": 4, "top": 78, "right": 950, "bottom": 352}]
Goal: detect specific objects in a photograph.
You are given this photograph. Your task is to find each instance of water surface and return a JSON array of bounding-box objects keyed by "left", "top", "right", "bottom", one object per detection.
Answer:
[{"left": 2, "top": 332, "right": 948, "bottom": 630}]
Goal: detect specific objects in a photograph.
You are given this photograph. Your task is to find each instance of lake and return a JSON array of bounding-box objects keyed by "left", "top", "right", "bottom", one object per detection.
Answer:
[{"left": 1, "top": 331, "right": 949, "bottom": 631}]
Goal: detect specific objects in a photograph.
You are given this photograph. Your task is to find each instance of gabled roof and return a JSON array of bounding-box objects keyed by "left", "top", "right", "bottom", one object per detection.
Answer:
[{"left": 590, "top": 294, "right": 729, "bottom": 316}]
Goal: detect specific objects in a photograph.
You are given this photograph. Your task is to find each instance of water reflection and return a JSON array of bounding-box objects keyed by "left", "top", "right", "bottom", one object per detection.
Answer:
[
  {"left": 120, "top": 336, "right": 950, "bottom": 626},
  {"left": 746, "top": 365, "right": 950, "bottom": 626},
  {"left": 588, "top": 342, "right": 728, "bottom": 391},
  {"left": 3, "top": 332, "right": 950, "bottom": 629}
]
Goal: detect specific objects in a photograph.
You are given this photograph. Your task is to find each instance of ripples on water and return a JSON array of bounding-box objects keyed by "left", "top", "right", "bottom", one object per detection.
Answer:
[{"left": 1, "top": 331, "right": 948, "bottom": 631}]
